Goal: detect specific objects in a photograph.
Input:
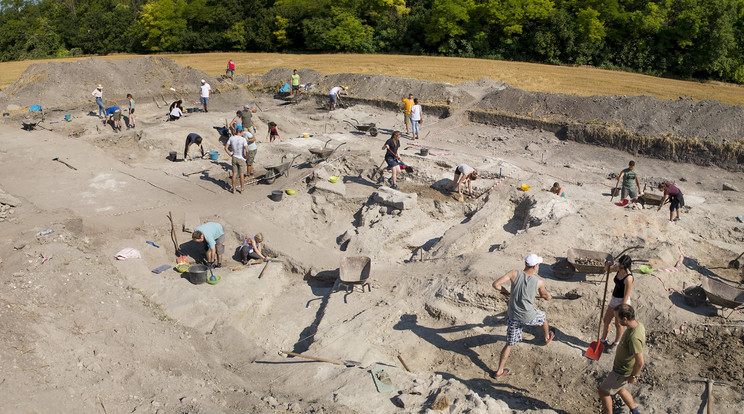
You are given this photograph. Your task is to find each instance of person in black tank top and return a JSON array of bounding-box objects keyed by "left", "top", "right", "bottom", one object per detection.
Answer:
[{"left": 601, "top": 255, "right": 634, "bottom": 350}]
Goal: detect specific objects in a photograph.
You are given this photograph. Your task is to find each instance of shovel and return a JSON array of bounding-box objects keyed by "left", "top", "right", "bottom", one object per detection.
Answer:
[
  {"left": 727, "top": 251, "right": 744, "bottom": 269},
  {"left": 586, "top": 268, "right": 611, "bottom": 360},
  {"left": 52, "top": 157, "right": 77, "bottom": 170},
  {"left": 167, "top": 211, "right": 188, "bottom": 263},
  {"left": 279, "top": 351, "right": 361, "bottom": 367}
]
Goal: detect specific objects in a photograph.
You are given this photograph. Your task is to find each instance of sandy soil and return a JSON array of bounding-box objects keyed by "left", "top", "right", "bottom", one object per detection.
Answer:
[{"left": 1, "top": 58, "right": 743, "bottom": 414}]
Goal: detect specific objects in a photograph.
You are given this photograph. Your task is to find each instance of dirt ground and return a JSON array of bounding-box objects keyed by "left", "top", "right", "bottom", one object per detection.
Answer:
[{"left": 1, "top": 58, "right": 743, "bottom": 414}]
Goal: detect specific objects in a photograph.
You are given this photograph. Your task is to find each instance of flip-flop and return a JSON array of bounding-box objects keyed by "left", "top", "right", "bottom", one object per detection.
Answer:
[
  {"left": 546, "top": 330, "right": 555, "bottom": 344},
  {"left": 492, "top": 368, "right": 510, "bottom": 378}
]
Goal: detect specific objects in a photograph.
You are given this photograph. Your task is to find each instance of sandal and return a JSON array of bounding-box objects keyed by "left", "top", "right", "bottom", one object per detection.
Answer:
[
  {"left": 546, "top": 330, "right": 555, "bottom": 344},
  {"left": 491, "top": 368, "right": 510, "bottom": 378}
]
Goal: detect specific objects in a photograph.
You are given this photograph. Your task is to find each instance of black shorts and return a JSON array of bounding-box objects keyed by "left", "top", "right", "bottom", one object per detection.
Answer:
[
  {"left": 669, "top": 193, "right": 684, "bottom": 211},
  {"left": 129, "top": 108, "right": 135, "bottom": 114}
]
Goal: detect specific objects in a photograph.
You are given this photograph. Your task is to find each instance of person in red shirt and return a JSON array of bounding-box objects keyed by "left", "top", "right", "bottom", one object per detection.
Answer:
[
  {"left": 226, "top": 60, "right": 235, "bottom": 79},
  {"left": 657, "top": 182, "right": 684, "bottom": 222}
]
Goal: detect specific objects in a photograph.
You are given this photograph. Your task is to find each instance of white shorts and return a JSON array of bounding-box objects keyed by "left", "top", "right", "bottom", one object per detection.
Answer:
[{"left": 609, "top": 296, "right": 630, "bottom": 309}]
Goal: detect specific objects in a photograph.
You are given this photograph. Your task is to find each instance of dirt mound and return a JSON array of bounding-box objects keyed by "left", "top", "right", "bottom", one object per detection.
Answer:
[
  {"left": 0, "top": 56, "right": 226, "bottom": 110},
  {"left": 259, "top": 68, "right": 477, "bottom": 105},
  {"left": 477, "top": 86, "right": 744, "bottom": 145}
]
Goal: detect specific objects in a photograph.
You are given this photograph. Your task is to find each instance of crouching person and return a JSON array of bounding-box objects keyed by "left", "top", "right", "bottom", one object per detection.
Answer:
[{"left": 239, "top": 233, "right": 265, "bottom": 264}]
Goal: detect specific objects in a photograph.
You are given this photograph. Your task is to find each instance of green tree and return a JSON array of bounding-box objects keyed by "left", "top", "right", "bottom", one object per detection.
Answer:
[{"left": 138, "top": 0, "right": 188, "bottom": 51}]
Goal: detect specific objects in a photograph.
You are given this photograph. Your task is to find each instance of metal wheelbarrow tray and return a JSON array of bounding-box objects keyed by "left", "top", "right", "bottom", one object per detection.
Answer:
[
  {"left": 344, "top": 118, "right": 378, "bottom": 136},
  {"left": 702, "top": 278, "right": 744, "bottom": 310},
  {"left": 338, "top": 256, "right": 372, "bottom": 293},
  {"left": 263, "top": 154, "right": 301, "bottom": 184},
  {"left": 567, "top": 248, "right": 612, "bottom": 274},
  {"left": 309, "top": 139, "right": 346, "bottom": 163}
]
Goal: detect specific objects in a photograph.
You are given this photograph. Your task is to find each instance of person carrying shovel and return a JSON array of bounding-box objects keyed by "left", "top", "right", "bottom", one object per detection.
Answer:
[
  {"left": 600, "top": 255, "right": 634, "bottom": 352},
  {"left": 490, "top": 254, "right": 554, "bottom": 378},
  {"left": 374, "top": 131, "right": 403, "bottom": 189}
]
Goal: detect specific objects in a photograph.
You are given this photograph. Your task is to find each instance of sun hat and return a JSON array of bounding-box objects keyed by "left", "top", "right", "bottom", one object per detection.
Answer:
[
  {"left": 525, "top": 254, "right": 543, "bottom": 267},
  {"left": 97, "top": 84, "right": 102, "bottom": 89}
]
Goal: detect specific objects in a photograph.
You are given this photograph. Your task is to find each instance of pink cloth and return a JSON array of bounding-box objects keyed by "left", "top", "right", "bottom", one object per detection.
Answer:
[{"left": 114, "top": 248, "right": 141, "bottom": 260}]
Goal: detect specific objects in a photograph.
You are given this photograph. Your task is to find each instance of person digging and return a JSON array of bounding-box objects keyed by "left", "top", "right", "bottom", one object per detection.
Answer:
[
  {"left": 192, "top": 222, "right": 225, "bottom": 268},
  {"left": 445, "top": 164, "right": 477, "bottom": 200},
  {"left": 239, "top": 233, "right": 266, "bottom": 265},
  {"left": 491, "top": 254, "right": 554, "bottom": 378},
  {"left": 373, "top": 131, "right": 403, "bottom": 189}
]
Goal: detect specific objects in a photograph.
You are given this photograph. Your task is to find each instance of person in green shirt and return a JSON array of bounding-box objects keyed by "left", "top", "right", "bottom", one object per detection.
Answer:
[
  {"left": 290, "top": 69, "right": 300, "bottom": 98},
  {"left": 615, "top": 161, "right": 641, "bottom": 203},
  {"left": 598, "top": 304, "right": 645, "bottom": 414}
]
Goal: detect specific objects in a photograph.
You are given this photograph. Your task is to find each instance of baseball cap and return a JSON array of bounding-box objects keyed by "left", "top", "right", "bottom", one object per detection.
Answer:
[
  {"left": 201, "top": 79, "right": 206, "bottom": 83},
  {"left": 243, "top": 105, "right": 250, "bottom": 109},
  {"left": 525, "top": 254, "right": 543, "bottom": 267}
]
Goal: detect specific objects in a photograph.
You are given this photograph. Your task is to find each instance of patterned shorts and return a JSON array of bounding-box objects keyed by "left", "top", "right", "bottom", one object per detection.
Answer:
[{"left": 506, "top": 310, "right": 546, "bottom": 346}]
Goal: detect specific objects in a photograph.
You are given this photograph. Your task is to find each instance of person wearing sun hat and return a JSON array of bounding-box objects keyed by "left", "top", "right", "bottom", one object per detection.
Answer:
[
  {"left": 92, "top": 84, "right": 105, "bottom": 118},
  {"left": 490, "top": 253, "right": 554, "bottom": 378}
]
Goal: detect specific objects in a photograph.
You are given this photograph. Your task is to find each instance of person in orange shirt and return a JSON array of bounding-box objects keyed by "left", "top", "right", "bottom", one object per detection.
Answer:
[{"left": 401, "top": 93, "right": 414, "bottom": 135}]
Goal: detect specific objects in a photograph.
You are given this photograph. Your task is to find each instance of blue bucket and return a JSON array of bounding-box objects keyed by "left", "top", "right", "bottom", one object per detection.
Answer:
[
  {"left": 64, "top": 114, "right": 71, "bottom": 122},
  {"left": 209, "top": 151, "right": 219, "bottom": 160},
  {"left": 29, "top": 105, "right": 42, "bottom": 112}
]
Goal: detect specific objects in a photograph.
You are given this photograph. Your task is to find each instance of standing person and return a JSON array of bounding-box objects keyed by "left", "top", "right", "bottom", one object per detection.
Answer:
[
  {"left": 615, "top": 161, "right": 641, "bottom": 203},
  {"left": 328, "top": 86, "right": 347, "bottom": 110},
  {"left": 184, "top": 133, "right": 205, "bottom": 160},
  {"left": 491, "top": 254, "right": 554, "bottom": 378},
  {"left": 657, "top": 182, "right": 684, "bottom": 222},
  {"left": 239, "top": 233, "right": 266, "bottom": 264},
  {"left": 240, "top": 105, "right": 256, "bottom": 133},
  {"left": 192, "top": 222, "right": 226, "bottom": 268},
  {"left": 226, "top": 59, "right": 235, "bottom": 79},
  {"left": 92, "top": 84, "right": 105, "bottom": 118},
  {"left": 266, "top": 122, "right": 282, "bottom": 142},
  {"left": 103, "top": 106, "right": 122, "bottom": 131},
  {"left": 229, "top": 110, "right": 243, "bottom": 136},
  {"left": 410, "top": 98, "right": 422, "bottom": 140},
  {"left": 126, "top": 94, "right": 136, "bottom": 129},
  {"left": 374, "top": 131, "right": 402, "bottom": 189},
  {"left": 598, "top": 304, "right": 645, "bottom": 414},
  {"left": 600, "top": 255, "right": 634, "bottom": 351},
  {"left": 401, "top": 93, "right": 414, "bottom": 135},
  {"left": 225, "top": 126, "right": 248, "bottom": 193},
  {"left": 445, "top": 164, "right": 478, "bottom": 199},
  {"left": 244, "top": 128, "right": 257, "bottom": 178},
  {"left": 200, "top": 79, "right": 211, "bottom": 112},
  {"left": 289, "top": 69, "right": 300, "bottom": 98}
]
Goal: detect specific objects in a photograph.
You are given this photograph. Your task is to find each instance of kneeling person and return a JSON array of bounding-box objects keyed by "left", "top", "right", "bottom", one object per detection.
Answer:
[{"left": 239, "top": 233, "right": 265, "bottom": 264}]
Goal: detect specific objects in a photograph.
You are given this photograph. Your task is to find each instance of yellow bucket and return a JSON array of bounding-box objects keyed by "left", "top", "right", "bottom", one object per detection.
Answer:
[
  {"left": 302, "top": 132, "right": 310, "bottom": 138},
  {"left": 521, "top": 184, "right": 531, "bottom": 191}
]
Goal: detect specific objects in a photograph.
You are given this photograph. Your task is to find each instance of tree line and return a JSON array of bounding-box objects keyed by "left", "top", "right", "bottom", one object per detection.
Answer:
[{"left": 2, "top": 0, "right": 743, "bottom": 84}]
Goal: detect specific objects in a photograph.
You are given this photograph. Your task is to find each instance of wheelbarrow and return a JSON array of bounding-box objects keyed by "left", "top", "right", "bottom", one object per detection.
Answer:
[
  {"left": 567, "top": 248, "right": 612, "bottom": 274},
  {"left": 337, "top": 256, "right": 371, "bottom": 294},
  {"left": 344, "top": 118, "right": 378, "bottom": 136},
  {"left": 701, "top": 278, "right": 744, "bottom": 318},
  {"left": 309, "top": 139, "right": 347, "bottom": 164},
  {"left": 263, "top": 153, "right": 301, "bottom": 185}
]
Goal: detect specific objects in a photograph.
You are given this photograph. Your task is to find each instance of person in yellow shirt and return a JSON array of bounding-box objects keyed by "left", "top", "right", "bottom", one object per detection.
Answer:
[
  {"left": 401, "top": 93, "right": 414, "bottom": 135},
  {"left": 290, "top": 69, "right": 300, "bottom": 98}
]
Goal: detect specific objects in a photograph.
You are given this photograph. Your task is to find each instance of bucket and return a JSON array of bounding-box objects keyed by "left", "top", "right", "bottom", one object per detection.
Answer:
[
  {"left": 209, "top": 151, "right": 219, "bottom": 160},
  {"left": 65, "top": 114, "right": 72, "bottom": 122},
  {"left": 168, "top": 151, "right": 178, "bottom": 162},
  {"left": 302, "top": 132, "right": 310, "bottom": 138},
  {"left": 270, "top": 190, "right": 283, "bottom": 202},
  {"left": 188, "top": 264, "right": 208, "bottom": 285},
  {"left": 420, "top": 148, "right": 429, "bottom": 156}
]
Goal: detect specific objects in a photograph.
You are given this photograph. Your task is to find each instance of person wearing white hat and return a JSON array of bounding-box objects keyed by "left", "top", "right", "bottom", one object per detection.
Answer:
[
  {"left": 200, "top": 79, "right": 211, "bottom": 112},
  {"left": 92, "top": 84, "right": 105, "bottom": 118},
  {"left": 490, "top": 253, "right": 554, "bottom": 378}
]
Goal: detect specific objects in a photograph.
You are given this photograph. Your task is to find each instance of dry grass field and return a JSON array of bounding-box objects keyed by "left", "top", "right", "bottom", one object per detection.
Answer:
[{"left": 2, "top": 52, "right": 744, "bottom": 106}]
